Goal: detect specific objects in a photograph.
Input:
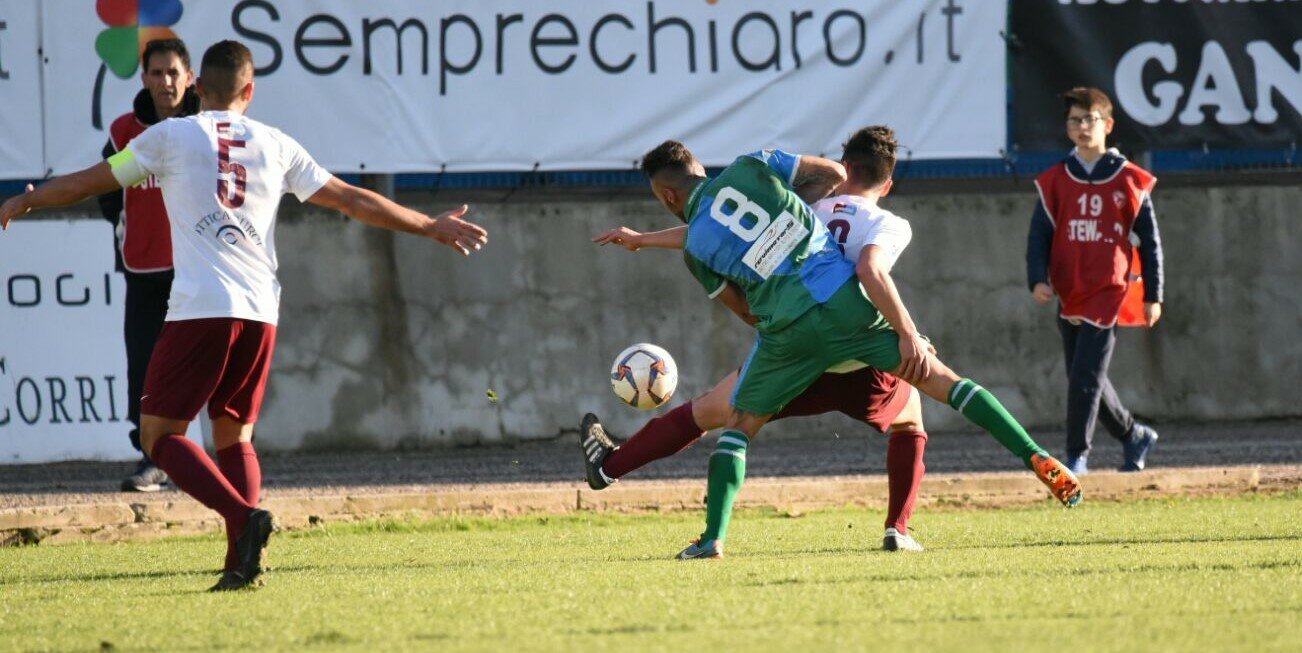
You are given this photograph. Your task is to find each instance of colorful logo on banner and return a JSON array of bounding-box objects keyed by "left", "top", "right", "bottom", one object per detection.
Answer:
[
  {"left": 91, "top": 0, "right": 184, "bottom": 129},
  {"left": 95, "top": 0, "right": 184, "bottom": 78}
]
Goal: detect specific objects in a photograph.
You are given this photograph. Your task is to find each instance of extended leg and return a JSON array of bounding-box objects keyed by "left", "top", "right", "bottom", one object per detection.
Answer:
[{"left": 911, "top": 358, "right": 1081, "bottom": 507}]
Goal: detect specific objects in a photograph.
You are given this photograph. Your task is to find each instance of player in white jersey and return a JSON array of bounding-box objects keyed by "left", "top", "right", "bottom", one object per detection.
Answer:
[
  {"left": 814, "top": 192, "right": 911, "bottom": 272},
  {"left": 1, "top": 40, "right": 488, "bottom": 590},
  {"left": 579, "top": 127, "right": 931, "bottom": 552}
]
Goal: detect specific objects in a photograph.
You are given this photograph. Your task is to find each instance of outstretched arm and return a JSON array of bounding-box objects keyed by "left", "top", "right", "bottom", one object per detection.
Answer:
[
  {"left": 857, "top": 244, "right": 930, "bottom": 384},
  {"left": 306, "top": 177, "right": 487, "bottom": 255},
  {"left": 592, "top": 225, "right": 687, "bottom": 251},
  {"left": 791, "top": 155, "right": 847, "bottom": 205},
  {"left": 1, "top": 162, "right": 122, "bottom": 230}
]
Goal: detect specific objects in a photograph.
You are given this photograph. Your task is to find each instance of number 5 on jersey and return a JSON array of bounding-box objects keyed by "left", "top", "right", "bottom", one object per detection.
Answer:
[{"left": 217, "top": 122, "right": 247, "bottom": 209}]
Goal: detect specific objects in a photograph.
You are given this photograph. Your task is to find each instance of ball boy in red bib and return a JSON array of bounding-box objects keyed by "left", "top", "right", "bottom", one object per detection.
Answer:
[{"left": 1027, "top": 87, "right": 1164, "bottom": 475}]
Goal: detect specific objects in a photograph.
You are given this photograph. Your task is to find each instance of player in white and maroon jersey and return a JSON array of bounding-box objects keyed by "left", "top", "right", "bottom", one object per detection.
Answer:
[
  {"left": 579, "top": 127, "right": 934, "bottom": 552},
  {"left": 814, "top": 187, "right": 911, "bottom": 273},
  {"left": 0, "top": 40, "right": 488, "bottom": 591}
]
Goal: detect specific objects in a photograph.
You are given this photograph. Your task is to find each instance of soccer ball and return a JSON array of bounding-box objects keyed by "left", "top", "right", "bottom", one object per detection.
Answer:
[{"left": 610, "top": 343, "right": 678, "bottom": 410}]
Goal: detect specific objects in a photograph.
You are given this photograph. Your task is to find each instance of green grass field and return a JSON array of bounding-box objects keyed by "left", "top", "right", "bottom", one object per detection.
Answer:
[{"left": 2, "top": 492, "right": 1300, "bottom": 652}]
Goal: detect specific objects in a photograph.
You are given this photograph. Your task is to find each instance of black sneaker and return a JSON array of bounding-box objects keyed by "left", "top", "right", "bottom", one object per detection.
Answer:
[
  {"left": 578, "top": 413, "right": 616, "bottom": 490},
  {"left": 208, "top": 570, "right": 264, "bottom": 592},
  {"left": 120, "top": 457, "right": 169, "bottom": 492},
  {"left": 216, "top": 509, "right": 277, "bottom": 591}
]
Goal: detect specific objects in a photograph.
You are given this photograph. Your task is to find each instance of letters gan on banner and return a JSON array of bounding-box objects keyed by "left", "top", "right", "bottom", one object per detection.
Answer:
[
  {"left": 1010, "top": 0, "right": 1302, "bottom": 153},
  {"left": 38, "top": 0, "right": 1008, "bottom": 175}
]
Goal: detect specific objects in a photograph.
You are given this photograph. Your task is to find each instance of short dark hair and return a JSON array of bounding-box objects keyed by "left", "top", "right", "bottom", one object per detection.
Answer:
[
  {"left": 1062, "top": 87, "right": 1113, "bottom": 119},
  {"left": 841, "top": 126, "right": 897, "bottom": 188},
  {"left": 640, "top": 140, "right": 699, "bottom": 180},
  {"left": 200, "top": 40, "right": 255, "bottom": 104},
  {"left": 142, "top": 38, "right": 191, "bottom": 71}
]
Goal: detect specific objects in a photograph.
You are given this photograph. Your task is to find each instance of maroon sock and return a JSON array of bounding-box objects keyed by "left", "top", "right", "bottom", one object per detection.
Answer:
[
  {"left": 150, "top": 435, "right": 254, "bottom": 562},
  {"left": 602, "top": 401, "right": 706, "bottom": 479},
  {"left": 885, "top": 430, "right": 928, "bottom": 534},
  {"left": 217, "top": 442, "right": 262, "bottom": 571}
]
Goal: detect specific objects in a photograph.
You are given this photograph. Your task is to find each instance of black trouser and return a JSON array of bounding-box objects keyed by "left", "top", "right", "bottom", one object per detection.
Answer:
[
  {"left": 124, "top": 269, "right": 173, "bottom": 456},
  {"left": 1058, "top": 316, "right": 1136, "bottom": 461}
]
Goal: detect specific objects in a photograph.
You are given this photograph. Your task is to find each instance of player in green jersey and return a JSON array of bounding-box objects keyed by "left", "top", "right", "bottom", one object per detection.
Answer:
[{"left": 638, "top": 141, "right": 1081, "bottom": 559}]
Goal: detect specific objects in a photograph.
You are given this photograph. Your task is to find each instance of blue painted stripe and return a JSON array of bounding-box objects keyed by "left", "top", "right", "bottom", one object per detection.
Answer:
[{"left": 5, "top": 149, "right": 1292, "bottom": 195}]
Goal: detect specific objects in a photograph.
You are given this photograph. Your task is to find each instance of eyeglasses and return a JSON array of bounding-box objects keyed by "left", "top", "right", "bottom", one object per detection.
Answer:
[{"left": 1066, "top": 114, "right": 1104, "bottom": 128}]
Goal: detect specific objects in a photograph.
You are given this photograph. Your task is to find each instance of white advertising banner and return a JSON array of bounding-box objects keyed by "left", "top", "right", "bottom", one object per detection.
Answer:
[
  {"left": 0, "top": 0, "right": 44, "bottom": 179},
  {"left": 0, "top": 220, "right": 203, "bottom": 464},
  {"left": 34, "top": 0, "right": 1007, "bottom": 175},
  {"left": 0, "top": 221, "right": 135, "bottom": 463}
]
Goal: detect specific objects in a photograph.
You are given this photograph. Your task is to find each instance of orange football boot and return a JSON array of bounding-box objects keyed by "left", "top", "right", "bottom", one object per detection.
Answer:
[{"left": 1031, "top": 453, "right": 1083, "bottom": 507}]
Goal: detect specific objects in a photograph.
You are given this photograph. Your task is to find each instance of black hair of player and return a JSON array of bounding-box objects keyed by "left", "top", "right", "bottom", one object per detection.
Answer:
[
  {"left": 640, "top": 140, "right": 699, "bottom": 180},
  {"left": 841, "top": 126, "right": 898, "bottom": 188},
  {"left": 200, "top": 40, "right": 254, "bottom": 104}
]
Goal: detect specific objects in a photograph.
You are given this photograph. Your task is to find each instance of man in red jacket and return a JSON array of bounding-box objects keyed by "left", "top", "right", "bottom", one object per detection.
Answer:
[
  {"left": 97, "top": 39, "right": 199, "bottom": 492},
  {"left": 1027, "top": 87, "right": 1164, "bottom": 475}
]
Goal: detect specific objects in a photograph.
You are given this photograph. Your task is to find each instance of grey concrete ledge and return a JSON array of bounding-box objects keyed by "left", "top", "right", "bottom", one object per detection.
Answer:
[{"left": 3, "top": 465, "right": 1292, "bottom": 547}]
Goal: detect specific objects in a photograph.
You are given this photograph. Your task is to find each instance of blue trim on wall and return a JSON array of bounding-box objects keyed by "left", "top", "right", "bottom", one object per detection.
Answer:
[
  {"left": 4, "top": 149, "right": 1295, "bottom": 196},
  {"left": 1152, "top": 148, "right": 1300, "bottom": 172}
]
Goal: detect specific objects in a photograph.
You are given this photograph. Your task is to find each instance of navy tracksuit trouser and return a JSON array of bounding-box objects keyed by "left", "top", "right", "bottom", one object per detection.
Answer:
[
  {"left": 1058, "top": 316, "right": 1137, "bottom": 461},
  {"left": 124, "top": 269, "right": 173, "bottom": 456}
]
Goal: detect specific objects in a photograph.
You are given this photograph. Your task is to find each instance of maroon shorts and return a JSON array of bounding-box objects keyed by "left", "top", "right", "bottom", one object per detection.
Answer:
[
  {"left": 141, "top": 318, "right": 277, "bottom": 423},
  {"left": 773, "top": 366, "right": 911, "bottom": 433}
]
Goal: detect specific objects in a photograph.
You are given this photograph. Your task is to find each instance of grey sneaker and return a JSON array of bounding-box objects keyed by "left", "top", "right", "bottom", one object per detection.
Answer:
[
  {"left": 120, "top": 457, "right": 169, "bottom": 492},
  {"left": 882, "top": 527, "right": 925, "bottom": 552},
  {"left": 676, "top": 539, "right": 723, "bottom": 560},
  {"left": 578, "top": 413, "right": 617, "bottom": 490}
]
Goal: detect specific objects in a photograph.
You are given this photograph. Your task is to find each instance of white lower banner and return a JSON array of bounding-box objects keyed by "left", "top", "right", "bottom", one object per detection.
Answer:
[
  {"left": 34, "top": 0, "right": 1007, "bottom": 175},
  {"left": 0, "top": 220, "right": 202, "bottom": 464}
]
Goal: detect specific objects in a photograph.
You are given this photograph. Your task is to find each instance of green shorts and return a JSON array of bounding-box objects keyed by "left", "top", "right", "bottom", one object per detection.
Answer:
[{"left": 731, "top": 280, "right": 902, "bottom": 415}]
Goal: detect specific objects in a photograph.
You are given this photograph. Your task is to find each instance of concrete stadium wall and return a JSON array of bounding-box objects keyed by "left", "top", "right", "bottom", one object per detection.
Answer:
[{"left": 34, "top": 184, "right": 1302, "bottom": 450}]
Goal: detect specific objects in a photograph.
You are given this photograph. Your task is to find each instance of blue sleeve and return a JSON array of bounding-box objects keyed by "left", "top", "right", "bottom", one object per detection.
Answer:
[
  {"left": 1026, "top": 201, "right": 1054, "bottom": 291},
  {"left": 1132, "top": 195, "right": 1164, "bottom": 303},
  {"left": 744, "top": 149, "right": 801, "bottom": 187}
]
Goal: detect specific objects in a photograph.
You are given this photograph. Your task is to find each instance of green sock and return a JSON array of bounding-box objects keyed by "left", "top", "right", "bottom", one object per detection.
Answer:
[
  {"left": 700, "top": 431, "right": 749, "bottom": 543},
  {"left": 948, "top": 379, "right": 1047, "bottom": 467}
]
